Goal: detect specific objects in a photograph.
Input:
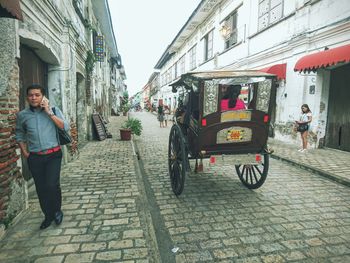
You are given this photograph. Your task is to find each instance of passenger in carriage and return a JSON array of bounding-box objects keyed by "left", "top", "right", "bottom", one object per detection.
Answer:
[{"left": 220, "top": 84, "right": 246, "bottom": 111}]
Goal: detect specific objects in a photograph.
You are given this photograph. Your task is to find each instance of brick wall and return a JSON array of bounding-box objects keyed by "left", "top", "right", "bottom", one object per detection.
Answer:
[{"left": 0, "top": 62, "right": 25, "bottom": 227}]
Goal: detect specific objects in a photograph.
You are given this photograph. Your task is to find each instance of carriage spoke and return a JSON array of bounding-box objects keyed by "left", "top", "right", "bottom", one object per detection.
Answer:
[
  {"left": 253, "top": 165, "right": 263, "bottom": 175},
  {"left": 245, "top": 166, "right": 249, "bottom": 183},
  {"left": 251, "top": 166, "right": 259, "bottom": 182},
  {"left": 248, "top": 168, "right": 253, "bottom": 184}
]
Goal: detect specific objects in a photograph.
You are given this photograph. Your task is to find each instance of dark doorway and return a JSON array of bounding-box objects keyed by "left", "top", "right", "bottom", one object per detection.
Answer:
[
  {"left": 326, "top": 64, "right": 350, "bottom": 152},
  {"left": 18, "top": 45, "right": 48, "bottom": 180},
  {"left": 18, "top": 45, "right": 48, "bottom": 109}
]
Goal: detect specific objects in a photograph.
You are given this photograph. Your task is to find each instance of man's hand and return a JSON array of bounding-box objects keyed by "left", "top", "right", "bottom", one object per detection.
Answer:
[
  {"left": 23, "top": 151, "right": 30, "bottom": 159},
  {"left": 40, "top": 96, "right": 51, "bottom": 114}
]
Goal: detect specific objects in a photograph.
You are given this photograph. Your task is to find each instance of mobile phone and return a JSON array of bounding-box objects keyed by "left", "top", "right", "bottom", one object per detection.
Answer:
[{"left": 41, "top": 96, "right": 49, "bottom": 109}]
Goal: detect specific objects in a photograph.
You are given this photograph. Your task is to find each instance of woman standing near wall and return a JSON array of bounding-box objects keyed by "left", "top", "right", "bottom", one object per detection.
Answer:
[{"left": 296, "top": 104, "right": 312, "bottom": 152}]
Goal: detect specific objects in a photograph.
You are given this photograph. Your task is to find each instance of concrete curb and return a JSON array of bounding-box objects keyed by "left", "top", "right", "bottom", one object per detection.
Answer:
[{"left": 271, "top": 154, "right": 350, "bottom": 187}]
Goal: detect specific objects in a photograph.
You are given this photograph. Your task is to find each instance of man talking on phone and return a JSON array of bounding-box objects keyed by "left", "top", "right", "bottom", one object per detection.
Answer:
[{"left": 15, "top": 84, "right": 69, "bottom": 229}]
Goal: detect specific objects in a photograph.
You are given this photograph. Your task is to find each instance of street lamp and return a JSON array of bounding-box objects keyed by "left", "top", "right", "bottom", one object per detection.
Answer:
[{"left": 219, "top": 24, "right": 231, "bottom": 40}]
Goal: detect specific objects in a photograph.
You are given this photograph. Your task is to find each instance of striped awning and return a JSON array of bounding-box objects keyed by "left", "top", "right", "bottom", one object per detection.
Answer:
[{"left": 294, "top": 44, "right": 350, "bottom": 72}]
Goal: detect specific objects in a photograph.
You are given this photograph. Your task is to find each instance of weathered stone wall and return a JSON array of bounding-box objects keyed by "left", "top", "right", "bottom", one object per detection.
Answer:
[{"left": 0, "top": 19, "right": 26, "bottom": 232}]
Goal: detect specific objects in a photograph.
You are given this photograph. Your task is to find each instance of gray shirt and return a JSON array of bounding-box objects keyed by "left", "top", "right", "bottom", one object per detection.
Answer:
[{"left": 15, "top": 106, "right": 69, "bottom": 152}]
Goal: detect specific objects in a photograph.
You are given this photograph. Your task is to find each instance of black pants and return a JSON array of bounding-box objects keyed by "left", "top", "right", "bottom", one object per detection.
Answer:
[{"left": 27, "top": 150, "right": 62, "bottom": 220}]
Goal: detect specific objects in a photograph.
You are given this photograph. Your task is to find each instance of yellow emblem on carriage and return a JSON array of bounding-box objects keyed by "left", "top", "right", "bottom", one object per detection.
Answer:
[{"left": 227, "top": 129, "right": 244, "bottom": 141}]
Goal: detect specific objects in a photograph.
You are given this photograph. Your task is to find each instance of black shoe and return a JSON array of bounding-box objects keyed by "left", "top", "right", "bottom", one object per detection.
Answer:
[
  {"left": 40, "top": 218, "right": 52, "bottom": 230},
  {"left": 54, "top": 211, "right": 63, "bottom": 225}
]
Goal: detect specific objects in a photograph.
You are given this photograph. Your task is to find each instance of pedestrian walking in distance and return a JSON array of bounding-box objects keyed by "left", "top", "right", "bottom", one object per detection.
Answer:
[
  {"left": 164, "top": 105, "right": 170, "bottom": 127},
  {"left": 157, "top": 104, "right": 165, "bottom": 128},
  {"left": 15, "top": 84, "right": 69, "bottom": 229},
  {"left": 295, "top": 104, "right": 312, "bottom": 152}
]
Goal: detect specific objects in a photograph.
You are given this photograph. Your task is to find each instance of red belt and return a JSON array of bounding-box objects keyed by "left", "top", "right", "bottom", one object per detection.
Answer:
[{"left": 32, "top": 146, "right": 61, "bottom": 155}]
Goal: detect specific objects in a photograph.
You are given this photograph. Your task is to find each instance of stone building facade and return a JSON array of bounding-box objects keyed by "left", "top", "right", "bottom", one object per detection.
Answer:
[{"left": 0, "top": 0, "right": 126, "bottom": 236}]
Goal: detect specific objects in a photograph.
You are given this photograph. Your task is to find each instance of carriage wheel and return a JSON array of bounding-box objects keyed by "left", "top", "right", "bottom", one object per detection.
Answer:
[
  {"left": 168, "top": 125, "right": 187, "bottom": 195},
  {"left": 235, "top": 154, "right": 269, "bottom": 189}
]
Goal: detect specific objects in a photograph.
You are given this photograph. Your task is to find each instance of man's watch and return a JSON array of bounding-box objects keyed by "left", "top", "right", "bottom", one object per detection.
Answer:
[{"left": 48, "top": 111, "right": 54, "bottom": 116}]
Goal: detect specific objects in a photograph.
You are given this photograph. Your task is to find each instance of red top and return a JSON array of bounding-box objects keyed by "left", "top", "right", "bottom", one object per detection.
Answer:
[{"left": 221, "top": 99, "right": 246, "bottom": 111}]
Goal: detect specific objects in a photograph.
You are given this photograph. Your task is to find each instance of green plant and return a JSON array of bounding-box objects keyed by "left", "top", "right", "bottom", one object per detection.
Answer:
[
  {"left": 121, "top": 117, "right": 142, "bottom": 136},
  {"left": 85, "top": 50, "right": 96, "bottom": 75},
  {"left": 121, "top": 103, "right": 130, "bottom": 113}
]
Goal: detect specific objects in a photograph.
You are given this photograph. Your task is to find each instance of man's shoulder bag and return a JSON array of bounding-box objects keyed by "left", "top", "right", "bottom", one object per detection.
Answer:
[{"left": 52, "top": 107, "right": 72, "bottom": 145}]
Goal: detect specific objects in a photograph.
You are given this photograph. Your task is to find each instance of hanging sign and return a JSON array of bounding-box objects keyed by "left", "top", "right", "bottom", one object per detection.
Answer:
[{"left": 95, "top": 36, "right": 104, "bottom": 62}]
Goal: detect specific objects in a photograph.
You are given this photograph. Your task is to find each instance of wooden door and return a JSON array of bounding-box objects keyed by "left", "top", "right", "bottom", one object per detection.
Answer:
[
  {"left": 326, "top": 64, "right": 350, "bottom": 152},
  {"left": 18, "top": 45, "right": 48, "bottom": 180}
]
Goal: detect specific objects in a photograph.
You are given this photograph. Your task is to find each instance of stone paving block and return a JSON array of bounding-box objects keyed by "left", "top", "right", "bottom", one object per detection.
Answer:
[
  {"left": 44, "top": 235, "right": 71, "bottom": 245},
  {"left": 103, "top": 218, "right": 129, "bottom": 226},
  {"left": 70, "top": 234, "right": 96, "bottom": 243},
  {"left": 80, "top": 242, "right": 107, "bottom": 251},
  {"left": 109, "top": 239, "right": 133, "bottom": 249},
  {"left": 104, "top": 208, "right": 128, "bottom": 214},
  {"left": 54, "top": 243, "right": 80, "bottom": 254},
  {"left": 123, "top": 229, "right": 144, "bottom": 239},
  {"left": 64, "top": 252, "right": 95, "bottom": 263},
  {"left": 39, "top": 229, "right": 63, "bottom": 237},
  {"left": 212, "top": 248, "right": 238, "bottom": 259},
  {"left": 260, "top": 254, "right": 284, "bottom": 263},
  {"left": 34, "top": 255, "right": 64, "bottom": 263},
  {"left": 168, "top": 226, "right": 190, "bottom": 235},
  {"left": 184, "top": 232, "right": 209, "bottom": 242},
  {"left": 122, "top": 248, "right": 149, "bottom": 260},
  {"left": 63, "top": 228, "right": 87, "bottom": 235},
  {"left": 304, "top": 246, "right": 332, "bottom": 258},
  {"left": 234, "top": 245, "right": 261, "bottom": 256},
  {"left": 95, "top": 250, "right": 122, "bottom": 261},
  {"left": 135, "top": 238, "right": 147, "bottom": 248},
  {"left": 240, "top": 235, "right": 263, "bottom": 244},
  {"left": 326, "top": 244, "right": 350, "bottom": 255},
  {"left": 305, "top": 237, "right": 325, "bottom": 246},
  {"left": 199, "top": 239, "right": 223, "bottom": 249}
]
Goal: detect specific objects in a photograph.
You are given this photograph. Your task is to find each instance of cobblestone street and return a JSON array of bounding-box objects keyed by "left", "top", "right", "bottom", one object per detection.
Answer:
[
  {"left": 134, "top": 112, "right": 350, "bottom": 262},
  {"left": 0, "top": 112, "right": 350, "bottom": 262},
  {"left": 0, "top": 115, "right": 159, "bottom": 263}
]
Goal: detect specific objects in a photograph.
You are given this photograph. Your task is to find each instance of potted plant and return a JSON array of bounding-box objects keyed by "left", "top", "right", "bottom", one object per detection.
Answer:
[
  {"left": 120, "top": 91, "right": 129, "bottom": 116},
  {"left": 121, "top": 103, "right": 130, "bottom": 116},
  {"left": 120, "top": 117, "right": 142, "bottom": 140}
]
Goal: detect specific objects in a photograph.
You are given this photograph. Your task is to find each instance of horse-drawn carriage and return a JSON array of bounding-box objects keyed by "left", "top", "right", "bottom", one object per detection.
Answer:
[{"left": 168, "top": 70, "right": 277, "bottom": 195}]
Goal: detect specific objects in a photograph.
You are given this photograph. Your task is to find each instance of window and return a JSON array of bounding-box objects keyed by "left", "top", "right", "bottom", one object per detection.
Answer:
[
  {"left": 222, "top": 12, "right": 238, "bottom": 49},
  {"left": 161, "top": 73, "right": 166, "bottom": 86},
  {"left": 189, "top": 45, "right": 197, "bottom": 70},
  {"left": 167, "top": 68, "right": 172, "bottom": 84},
  {"left": 179, "top": 55, "right": 185, "bottom": 75},
  {"left": 171, "top": 65, "right": 176, "bottom": 80},
  {"left": 174, "top": 62, "right": 178, "bottom": 79},
  {"left": 203, "top": 30, "right": 213, "bottom": 61},
  {"left": 258, "top": 0, "right": 283, "bottom": 30}
]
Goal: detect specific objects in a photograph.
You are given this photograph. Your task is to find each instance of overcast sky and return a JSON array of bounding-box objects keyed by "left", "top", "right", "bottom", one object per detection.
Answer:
[{"left": 107, "top": 0, "right": 201, "bottom": 97}]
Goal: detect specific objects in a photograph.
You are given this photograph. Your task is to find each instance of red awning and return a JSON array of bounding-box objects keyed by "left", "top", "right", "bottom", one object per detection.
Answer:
[
  {"left": 0, "top": 0, "right": 23, "bottom": 21},
  {"left": 294, "top": 44, "right": 350, "bottom": 72},
  {"left": 258, "top": 63, "right": 286, "bottom": 80}
]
